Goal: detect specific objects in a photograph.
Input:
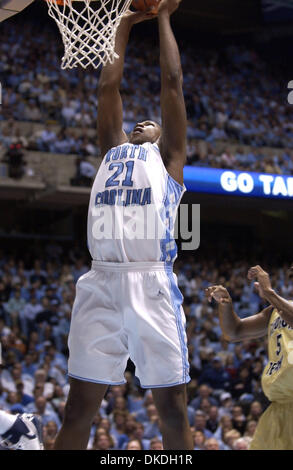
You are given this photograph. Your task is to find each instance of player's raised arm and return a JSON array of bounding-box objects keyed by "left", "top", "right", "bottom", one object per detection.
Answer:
[
  {"left": 248, "top": 265, "right": 293, "bottom": 327},
  {"left": 98, "top": 10, "right": 154, "bottom": 156},
  {"left": 157, "top": 0, "right": 187, "bottom": 186},
  {"left": 205, "top": 285, "right": 273, "bottom": 342}
]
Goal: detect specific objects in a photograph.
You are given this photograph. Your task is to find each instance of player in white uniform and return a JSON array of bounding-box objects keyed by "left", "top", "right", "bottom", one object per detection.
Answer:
[{"left": 54, "top": 0, "right": 193, "bottom": 450}]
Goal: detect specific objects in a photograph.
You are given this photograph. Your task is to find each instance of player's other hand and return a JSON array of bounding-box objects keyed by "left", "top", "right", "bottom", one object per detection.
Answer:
[
  {"left": 205, "top": 285, "right": 232, "bottom": 305},
  {"left": 247, "top": 265, "right": 272, "bottom": 292},
  {"left": 123, "top": 9, "right": 157, "bottom": 25},
  {"left": 158, "top": 0, "right": 182, "bottom": 16}
]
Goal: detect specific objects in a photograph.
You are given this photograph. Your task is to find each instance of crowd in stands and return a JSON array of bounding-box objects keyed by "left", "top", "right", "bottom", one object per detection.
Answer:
[
  {"left": 1, "top": 13, "right": 293, "bottom": 451},
  {"left": 1, "top": 20, "right": 293, "bottom": 178},
  {"left": 1, "top": 243, "right": 292, "bottom": 450},
  {"left": 186, "top": 141, "right": 293, "bottom": 175}
]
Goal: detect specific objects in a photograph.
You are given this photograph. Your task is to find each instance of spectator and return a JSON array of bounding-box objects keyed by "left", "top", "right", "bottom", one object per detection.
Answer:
[
  {"left": 204, "top": 437, "right": 220, "bottom": 450},
  {"left": 189, "top": 384, "right": 218, "bottom": 411},
  {"left": 43, "top": 420, "right": 58, "bottom": 441},
  {"left": 71, "top": 157, "right": 96, "bottom": 187},
  {"left": 116, "top": 415, "right": 138, "bottom": 450},
  {"left": 231, "top": 404, "right": 247, "bottom": 434},
  {"left": 21, "top": 352, "right": 39, "bottom": 377},
  {"left": 247, "top": 401, "right": 263, "bottom": 422},
  {"left": 110, "top": 410, "right": 128, "bottom": 444},
  {"left": 19, "top": 296, "right": 43, "bottom": 339},
  {"left": 233, "top": 437, "right": 251, "bottom": 450},
  {"left": 126, "top": 439, "right": 144, "bottom": 450},
  {"left": 15, "top": 380, "right": 34, "bottom": 407},
  {"left": 37, "top": 125, "right": 57, "bottom": 152},
  {"left": 1, "top": 362, "right": 34, "bottom": 395},
  {"left": 127, "top": 422, "right": 151, "bottom": 449},
  {"left": 149, "top": 437, "right": 163, "bottom": 450},
  {"left": 206, "top": 405, "right": 220, "bottom": 433},
  {"left": 134, "top": 390, "right": 154, "bottom": 423},
  {"left": 143, "top": 407, "right": 161, "bottom": 440},
  {"left": 244, "top": 419, "right": 257, "bottom": 439},
  {"left": 30, "top": 396, "right": 61, "bottom": 427},
  {"left": 193, "top": 411, "right": 213, "bottom": 438},
  {"left": 4, "top": 286, "right": 26, "bottom": 328},
  {"left": 224, "top": 429, "right": 241, "bottom": 450},
  {"left": 218, "top": 392, "right": 233, "bottom": 418},
  {"left": 220, "top": 148, "right": 236, "bottom": 168},
  {"left": 92, "top": 431, "right": 114, "bottom": 450},
  {"left": 213, "top": 415, "right": 233, "bottom": 443},
  {"left": 198, "top": 357, "right": 231, "bottom": 391},
  {"left": 230, "top": 366, "right": 253, "bottom": 400},
  {"left": 193, "top": 430, "right": 206, "bottom": 450}
]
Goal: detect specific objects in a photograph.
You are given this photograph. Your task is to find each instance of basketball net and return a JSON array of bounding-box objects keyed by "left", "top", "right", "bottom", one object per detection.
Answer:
[{"left": 45, "top": 0, "right": 133, "bottom": 69}]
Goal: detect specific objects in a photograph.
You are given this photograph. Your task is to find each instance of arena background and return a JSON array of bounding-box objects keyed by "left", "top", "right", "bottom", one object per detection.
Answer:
[{"left": 0, "top": 0, "right": 293, "bottom": 451}]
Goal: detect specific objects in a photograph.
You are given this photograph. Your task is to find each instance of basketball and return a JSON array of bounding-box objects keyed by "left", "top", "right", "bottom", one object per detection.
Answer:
[{"left": 132, "top": 0, "right": 161, "bottom": 14}]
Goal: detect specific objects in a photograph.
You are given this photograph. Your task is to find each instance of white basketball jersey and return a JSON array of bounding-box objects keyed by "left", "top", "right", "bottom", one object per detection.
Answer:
[{"left": 87, "top": 142, "right": 185, "bottom": 263}]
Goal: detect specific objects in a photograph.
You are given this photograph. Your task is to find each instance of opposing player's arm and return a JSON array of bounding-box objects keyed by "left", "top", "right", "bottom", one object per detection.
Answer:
[
  {"left": 205, "top": 286, "right": 273, "bottom": 342},
  {"left": 98, "top": 11, "right": 152, "bottom": 156},
  {"left": 220, "top": 304, "right": 273, "bottom": 342},
  {"left": 158, "top": 0, "right": 186, "bottom": 186},
  {"left": 248, "top": 265, "right": 293, "bottom": 327}
]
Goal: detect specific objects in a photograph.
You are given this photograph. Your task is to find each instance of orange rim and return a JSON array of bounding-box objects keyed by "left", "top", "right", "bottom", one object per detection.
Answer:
[{"left": 45, "top": 0, "right": 65, "bottom": 4}]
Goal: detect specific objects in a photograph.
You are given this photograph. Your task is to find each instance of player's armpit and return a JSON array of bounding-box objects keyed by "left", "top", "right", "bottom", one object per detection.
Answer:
[
  {"left": 261, "top": 290, "right": 293, "bottom": 327},
  {"left": 277, "top": 305, "right": 293, "bottom": 328},
  {"left": 232, "top": 305, "right": 274, "bottom": 342}
]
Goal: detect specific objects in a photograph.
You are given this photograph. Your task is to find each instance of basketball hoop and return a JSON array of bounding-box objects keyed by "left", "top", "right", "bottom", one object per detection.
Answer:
[{"left": 45, "top": 0, "right": 133, "bottom": 69}]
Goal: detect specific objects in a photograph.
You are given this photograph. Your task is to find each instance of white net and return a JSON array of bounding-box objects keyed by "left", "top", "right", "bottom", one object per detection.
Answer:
[{"left": 46, "top": 0, "right": 133, "bottom": 69}]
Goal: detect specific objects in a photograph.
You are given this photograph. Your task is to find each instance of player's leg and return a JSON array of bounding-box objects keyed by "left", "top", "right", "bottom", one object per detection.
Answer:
[
  {"left": 56, "top": 266, "right": 128, "bottom": 449},
  {"left": 54, "top": 377, "right": 108, "bottom": 450},
  {"left": 125, "top": 266, "right": 192, "bottom": 449},
  {"left": 249, "top": 402, "right": 293, "bottom": 450},
  {"left": 249, "top": 403, "right": 272, "bottom": 450},
  {"left": 151, "top": 384, "right": 193, "bottom": 450}
]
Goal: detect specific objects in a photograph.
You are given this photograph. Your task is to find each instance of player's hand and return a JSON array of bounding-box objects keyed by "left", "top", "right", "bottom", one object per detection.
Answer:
[
  {"left": 247, "top": 265, "right": 272, "bottom": 295},
  {"left": 158, "top": 0, "right": 182, "bottom": 16},
  {"left": 205, "top": 285, "right": 232, "bottom": 305},
  {"left": 123, "top": 9, "right": 157, "bottom": 25}
]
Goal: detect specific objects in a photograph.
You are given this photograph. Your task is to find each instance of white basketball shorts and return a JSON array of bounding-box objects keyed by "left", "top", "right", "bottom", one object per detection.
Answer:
[{"left": 68, "top": 261, "right": 190, "bottom": 388}]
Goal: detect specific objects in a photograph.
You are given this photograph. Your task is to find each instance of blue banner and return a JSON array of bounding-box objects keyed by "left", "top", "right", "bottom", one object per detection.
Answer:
[{"left": 183, "top": 166, "right": 293, "bottom": 199}]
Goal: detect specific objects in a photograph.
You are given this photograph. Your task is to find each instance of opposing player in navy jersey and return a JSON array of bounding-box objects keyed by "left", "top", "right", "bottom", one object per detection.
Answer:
[{"left": 55, "top": 0, "right": 193, "bottom": 450}]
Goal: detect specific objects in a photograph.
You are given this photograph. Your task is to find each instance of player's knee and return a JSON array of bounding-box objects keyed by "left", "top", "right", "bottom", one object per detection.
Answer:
[
  {"left": 155, "top": 391, "right": 188, "bottom": 427},
  {"left": 161, "top": 408, "right": 189, "bottom": 433}
]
